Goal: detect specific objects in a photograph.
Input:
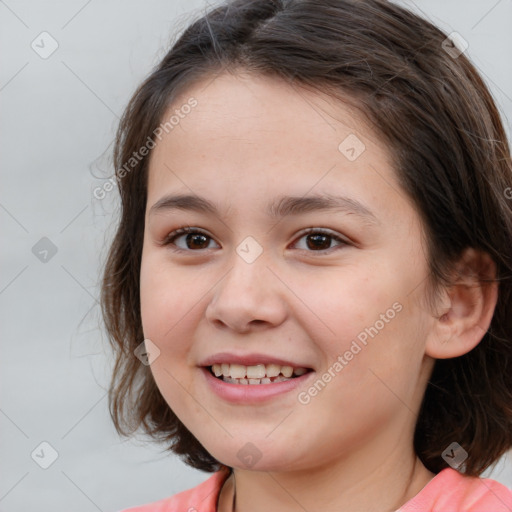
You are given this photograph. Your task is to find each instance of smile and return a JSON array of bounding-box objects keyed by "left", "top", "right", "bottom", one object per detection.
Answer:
[
  {"left": 201, "top": 364, "right": 315, "bottom": 404},
  {"left": 209, "top": 363, "right": 311, "bottom": 385}
]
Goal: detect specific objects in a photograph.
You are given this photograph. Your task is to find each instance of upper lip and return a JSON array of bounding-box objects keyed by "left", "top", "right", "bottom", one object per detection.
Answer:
[{"left": 199, "top": 352, "right": 313, "bottom": 369}]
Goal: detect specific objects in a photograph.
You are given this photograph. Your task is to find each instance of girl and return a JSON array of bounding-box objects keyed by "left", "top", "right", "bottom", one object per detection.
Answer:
[{"left": 101, "top": 0, "right": 512, "bottom": 510}]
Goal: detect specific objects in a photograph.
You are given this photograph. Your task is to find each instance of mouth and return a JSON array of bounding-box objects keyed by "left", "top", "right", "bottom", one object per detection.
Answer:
[{"left": 206, "top": 363, "right": 313, "bottom": 385}]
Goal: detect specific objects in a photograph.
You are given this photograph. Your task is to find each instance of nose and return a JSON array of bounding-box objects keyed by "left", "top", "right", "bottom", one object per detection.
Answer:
[{"left": 205, "top": 249, "right": 288, "bottom": 333}]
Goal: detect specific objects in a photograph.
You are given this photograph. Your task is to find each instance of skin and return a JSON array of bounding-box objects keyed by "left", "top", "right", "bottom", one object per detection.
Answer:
[{"left": 139, "top": 71, "right": 498, "bottom": 512}]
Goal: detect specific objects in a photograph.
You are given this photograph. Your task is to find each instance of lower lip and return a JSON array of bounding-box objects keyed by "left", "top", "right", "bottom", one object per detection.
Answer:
[{"left": 200, "top": 367, "right": 315, "bottom": 404}]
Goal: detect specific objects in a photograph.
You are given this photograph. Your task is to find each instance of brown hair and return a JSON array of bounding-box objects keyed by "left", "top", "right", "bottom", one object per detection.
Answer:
[{"left": 100, "top": 0, "right": 512, "bottom": 476}]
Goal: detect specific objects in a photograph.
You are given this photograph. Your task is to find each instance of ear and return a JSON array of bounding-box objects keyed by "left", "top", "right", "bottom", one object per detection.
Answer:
[{"left": 425, "top": 248, "right": 498, "bottom": 359}]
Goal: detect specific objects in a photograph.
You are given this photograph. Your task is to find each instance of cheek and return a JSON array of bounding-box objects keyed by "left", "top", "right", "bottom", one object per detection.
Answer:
[
  {"left": 294, "top": 267, "right": 393, "bottom": 344},
  {"left": 140, "top": 251, "right": 183, "bottom": 344},
  {"left": 300, "top": 265, "right": 425, "bottom": 375},
  {"left": 139, "top": 254, "right": 198, "bottom": 416},
  {"left": 139, "top": 250, "right": 212, "bottom": 358}
]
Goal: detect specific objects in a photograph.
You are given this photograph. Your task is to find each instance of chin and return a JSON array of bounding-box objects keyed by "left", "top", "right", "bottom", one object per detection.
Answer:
[{"left": 207, "top": 444, "right": 301, "bottom": 473}]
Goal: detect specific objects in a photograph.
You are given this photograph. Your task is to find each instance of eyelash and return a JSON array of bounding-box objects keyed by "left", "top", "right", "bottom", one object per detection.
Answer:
[{"left": 160, "top": 227, "right": 349, "bottom": 254}]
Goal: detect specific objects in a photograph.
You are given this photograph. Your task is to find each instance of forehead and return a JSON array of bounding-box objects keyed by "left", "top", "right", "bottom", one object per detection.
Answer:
[
  {"left": 145, "top": 71, "right": 412, "bottom": 226},
  {"left": 156, "top": 71, "right": 378, "bottom": 153}
]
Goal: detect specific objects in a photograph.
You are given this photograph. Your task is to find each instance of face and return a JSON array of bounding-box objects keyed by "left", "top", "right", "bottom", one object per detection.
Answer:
[{"left": 140, "top": 71, "right": 437, "bottom": 473}]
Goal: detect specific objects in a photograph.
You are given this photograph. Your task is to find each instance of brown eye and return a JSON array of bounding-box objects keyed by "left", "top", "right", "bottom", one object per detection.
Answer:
[
  {"left": 162, "top": 228, "right": 218, "bottom": 251},
  {"left": 293, "top": 229, "right": 347, "bottom": 252},
  {"left": 184, "top": 232, "right": 210, "bottom": 249},
  {"left": 305, "top": 233, "right": 331, "bottom": 250},
  {"left": 161, "top": 227, "right": 348, "bottom": 254}
]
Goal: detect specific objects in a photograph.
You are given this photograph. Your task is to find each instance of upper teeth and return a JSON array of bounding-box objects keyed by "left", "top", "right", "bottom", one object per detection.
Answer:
[{"left": 211, "top": 363, "right": 308, "bottom": 379}]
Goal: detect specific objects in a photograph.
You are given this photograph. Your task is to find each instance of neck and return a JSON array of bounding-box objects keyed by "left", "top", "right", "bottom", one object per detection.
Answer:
[{"left": 218, "top": 438, "right": 435, "bottom": 512}]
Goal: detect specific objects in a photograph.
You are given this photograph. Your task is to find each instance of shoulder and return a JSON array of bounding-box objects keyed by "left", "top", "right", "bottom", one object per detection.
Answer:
[
  {"left": 119, "top": 466, "right": 231, "bottom": 512},
  {"left": 398, "top": 467, "right": 512, "bottom": 512}
]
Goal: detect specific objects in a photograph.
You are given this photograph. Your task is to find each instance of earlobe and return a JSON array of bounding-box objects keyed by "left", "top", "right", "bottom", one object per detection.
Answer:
[{"left": 425, "top": 248, "right": 498, "bottom": 359}]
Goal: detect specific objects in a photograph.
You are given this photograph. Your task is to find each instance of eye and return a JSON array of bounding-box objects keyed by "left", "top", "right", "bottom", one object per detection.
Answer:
[
  {"left": 161, "top": 227, "right": 219, "bottom": 251},
  {"left": 292, "top": 228, "right": 348, "bottom": 252},
  {"left": 160, "top": 227, "right": 349, "bottom": 253}
]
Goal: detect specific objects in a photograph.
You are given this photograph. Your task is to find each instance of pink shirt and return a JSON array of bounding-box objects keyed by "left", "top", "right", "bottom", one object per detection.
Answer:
[{"left": 121, "top": 465, "right": 512, "bottom": 512}]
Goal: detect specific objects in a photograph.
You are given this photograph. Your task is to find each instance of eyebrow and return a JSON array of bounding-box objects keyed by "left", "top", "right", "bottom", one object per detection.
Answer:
[{"left": 149, "top": 193, "right": 380, "bottom": 226}]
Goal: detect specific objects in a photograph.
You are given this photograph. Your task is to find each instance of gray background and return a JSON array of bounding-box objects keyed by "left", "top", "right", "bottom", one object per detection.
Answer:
[{"left": 1, "top": 1, "right": 511, "bottom": 511}]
